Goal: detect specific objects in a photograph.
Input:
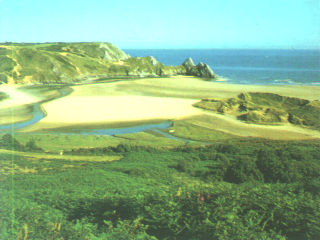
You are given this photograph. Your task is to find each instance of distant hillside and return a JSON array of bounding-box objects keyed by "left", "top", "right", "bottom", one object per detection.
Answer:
[{"left": 0, "top": 42, "right": 215, "bottom": 84}]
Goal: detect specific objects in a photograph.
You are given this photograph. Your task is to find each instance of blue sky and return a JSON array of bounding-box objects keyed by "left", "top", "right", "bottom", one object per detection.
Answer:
[{"left": 0, "top": 0, "right": 319, "bottom": 49}]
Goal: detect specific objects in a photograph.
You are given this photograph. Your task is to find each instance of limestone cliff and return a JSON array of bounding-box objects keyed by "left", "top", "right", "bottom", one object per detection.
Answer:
[
  {"left": 182, "top": 57, "right": 215, "bottom": 78},
  {"left": 0, "top": 43, "right": 215, "bottom": 84}
]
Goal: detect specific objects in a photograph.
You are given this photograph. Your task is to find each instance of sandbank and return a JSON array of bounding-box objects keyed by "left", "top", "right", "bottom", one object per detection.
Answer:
[
  {"left": 5, "top": 77, "right": 320, "bottom": 140},
  {"left": 28, "top": 96, "right": 201, "bottom": 129}
]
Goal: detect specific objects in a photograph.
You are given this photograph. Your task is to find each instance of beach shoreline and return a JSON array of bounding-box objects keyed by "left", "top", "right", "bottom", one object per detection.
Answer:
[{"left": 1, "top": 76, "right": 320, "bottom": 139}]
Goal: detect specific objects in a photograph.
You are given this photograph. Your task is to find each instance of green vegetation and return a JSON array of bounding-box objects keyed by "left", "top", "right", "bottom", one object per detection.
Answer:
[
  {"left": 11, "top": 132, "right": 184, "bottom": 153},
  {"left": 170, "top": 117, "right": 235, "bottom": 142},
  {"left": 0, "top": 47, "right": 15, "bottom": 82},
  {"left": 0, "top": 92, "right": 9, "bottom": 101},
  {"left": 0, "top": 43, "right": 189, "bottom": 84},
  {"left": 0, "top": 133, "right": 42, "bottom": 152},
  {"left": 194, "top": 92, "right": 320, "bottom": 129},
  {"left": 0, "top": 133, "right": 25, "bottom": 151},
  {"left": 1, "top": 134, "right": 319, "bottom": 239}
]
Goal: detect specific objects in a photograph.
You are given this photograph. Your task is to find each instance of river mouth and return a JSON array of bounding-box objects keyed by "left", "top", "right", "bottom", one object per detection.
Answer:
[
  {"left": 0, "top": 103, "right": 44, "bottom": 131},
  {"left": 0, "top": 86, "right": 73, "bottom": 132},
  {"left": 0, "top": 84, "right": 181, "bottom": 137},
  {"left": 0, "top": 101, "right": 174, "bottom": 135}
]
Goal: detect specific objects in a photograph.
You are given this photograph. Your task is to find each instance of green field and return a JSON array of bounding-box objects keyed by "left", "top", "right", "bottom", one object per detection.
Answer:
[{"left": 1, "top": 133, "right": 320, "bottom": 239}]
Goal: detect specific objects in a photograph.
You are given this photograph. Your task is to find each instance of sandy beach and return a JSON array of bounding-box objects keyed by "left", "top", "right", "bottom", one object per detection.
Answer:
[
  {"left": 3, "top": 76, "right": 319, "bottom": 139},
  {"left": 35, "top": 96, "right": 202, "bottom": 124},
  {"left": 115, "top": 77, "right": 320, "bottom": 100}
]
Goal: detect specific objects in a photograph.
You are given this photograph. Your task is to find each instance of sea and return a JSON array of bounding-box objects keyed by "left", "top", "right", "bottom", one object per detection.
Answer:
[{"left": 124, "top": 49, "right": 320, "bottom": 86}]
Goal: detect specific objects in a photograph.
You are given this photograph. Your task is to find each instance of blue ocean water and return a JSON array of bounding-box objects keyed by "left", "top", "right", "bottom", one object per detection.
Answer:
[{"left": 124, "top": 49, "right": 320, "bottom": 85}]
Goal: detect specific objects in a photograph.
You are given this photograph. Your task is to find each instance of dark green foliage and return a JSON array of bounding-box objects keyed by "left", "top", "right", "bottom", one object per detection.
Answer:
[
  {"left": 0, "top": 73, "right": 8, "bottom": 83},
  {"left": 0, "top": 134, "right": 44, "bottom": 152},
  {"left": 0, "top": 55, "right": 16, "bottom": 72},
  {"left": 224, "top": 156, "right": 264, "bottom": 183},
  {"left": 257, "top": 147, "right": 320, "bottom": 183},
  {"left": 0, "top": 91, "right": 9, "bottom": 100},
  {"left": 1, "top": 139, "right": 320, "bottom": 239},
  {"left": 25, "top": 138, "right": 43, "bottom": 152},
  {"left": 66, "top": 143, "right": 162, "bottom": 155},
  {"left": 0, "top": 133, "right": 25, "bottom": 151}
]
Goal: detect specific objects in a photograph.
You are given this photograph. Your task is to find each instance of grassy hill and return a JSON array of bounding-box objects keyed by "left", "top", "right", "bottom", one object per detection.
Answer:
[
  {"left": 0, "top": 42, "right": 188, "bottom": 84},
  {"left": 194, "top": 92, "right": 320, "bottom": 130}
]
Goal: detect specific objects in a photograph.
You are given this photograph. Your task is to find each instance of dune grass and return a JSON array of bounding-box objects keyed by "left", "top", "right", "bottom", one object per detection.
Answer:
[{"left": 194, "top": 92, "right": 320, "bottom": 130}]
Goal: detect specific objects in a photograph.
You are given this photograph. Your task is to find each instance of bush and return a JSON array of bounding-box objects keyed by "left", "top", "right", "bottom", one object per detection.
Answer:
[
  {"left": 224, "top": 156, "right": 264, "bottom": 183},
  {"left": 0, "top": 133, "right": 25, "bottom": 151},
  {"left": 25, "top": 138, "right": 43, "bottom": 152}
]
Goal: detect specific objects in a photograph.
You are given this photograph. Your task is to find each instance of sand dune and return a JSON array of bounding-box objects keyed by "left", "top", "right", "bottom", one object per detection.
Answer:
[{"left": 195, "top": 111, "right": 320, "bottom": 140}]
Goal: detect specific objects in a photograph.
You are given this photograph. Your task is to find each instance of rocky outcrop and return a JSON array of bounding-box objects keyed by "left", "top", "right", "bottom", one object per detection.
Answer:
[
  {"left": 182, "top": 57, "right": 215, "bottom": 78},
  {"left": 182, "top": 57, "right": 196, "bottom": 70},
  {"left": 99, "top": 43, "right": 130, "bottom": 60},
  {"left": 147, "top": 56, "right": 159, "bottom": 66},
  {"left": 196, "top": 62, "right": 215, "bottom": 78}
]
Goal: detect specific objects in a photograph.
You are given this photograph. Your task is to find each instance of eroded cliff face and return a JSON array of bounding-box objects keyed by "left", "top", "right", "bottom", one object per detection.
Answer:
[
  {"left": 0, "top": 43, "right": 215, "bottom": 84},
  {"left": 182, "top": 57, "right": 215, "bottom": 78}
]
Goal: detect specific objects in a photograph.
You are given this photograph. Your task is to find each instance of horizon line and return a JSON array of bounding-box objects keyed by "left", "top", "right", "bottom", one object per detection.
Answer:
[{"left": 0, "top": 41, "right": 319, "bottom": 51}]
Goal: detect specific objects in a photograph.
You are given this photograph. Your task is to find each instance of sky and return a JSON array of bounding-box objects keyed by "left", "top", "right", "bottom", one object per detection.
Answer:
[{"left": 0, "top": 0, "right": 319, "bottom": 49}]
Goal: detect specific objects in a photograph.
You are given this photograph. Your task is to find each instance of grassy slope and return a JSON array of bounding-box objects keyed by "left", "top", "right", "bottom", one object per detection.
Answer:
[{"left": 0, "top": 43, "right": 187, "bottom": 84}]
